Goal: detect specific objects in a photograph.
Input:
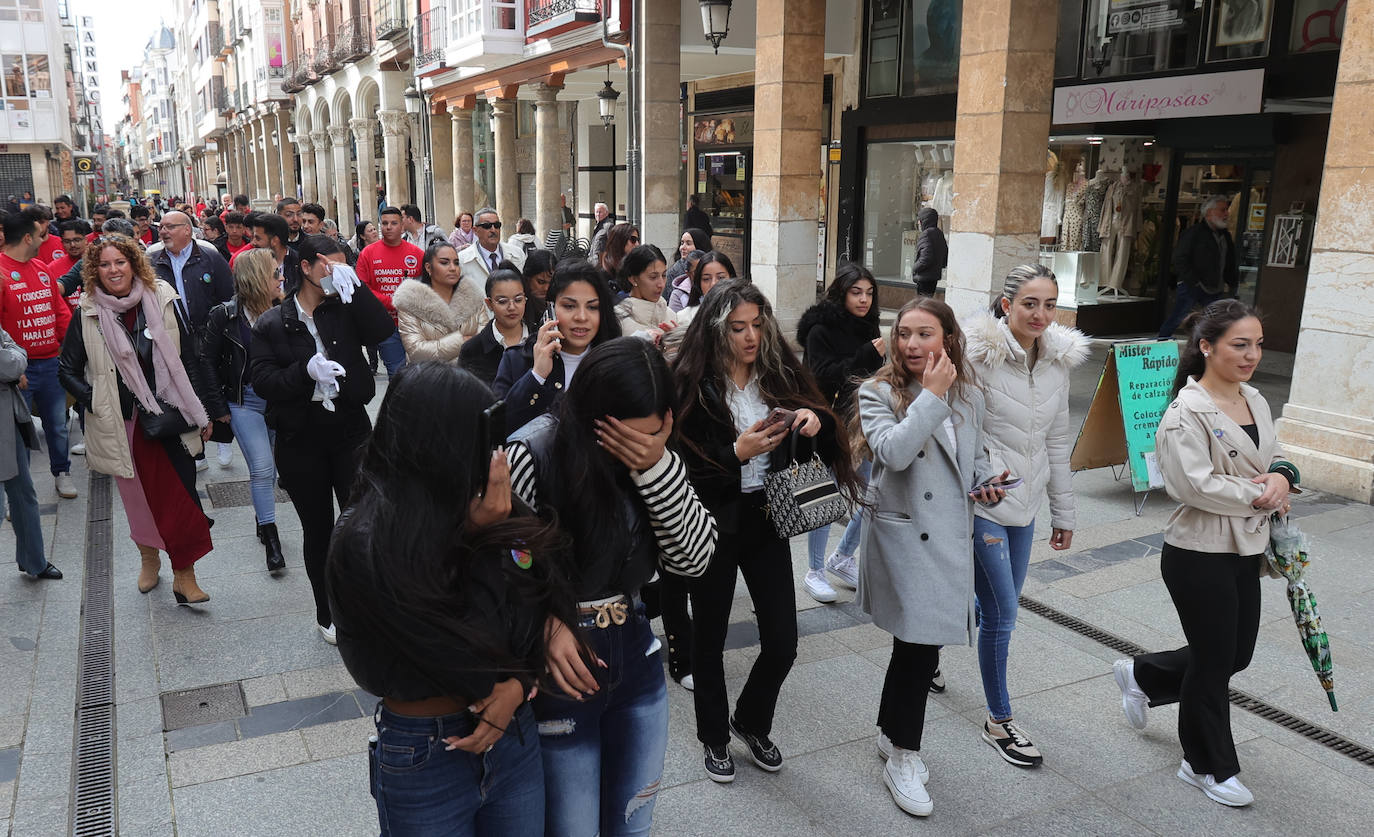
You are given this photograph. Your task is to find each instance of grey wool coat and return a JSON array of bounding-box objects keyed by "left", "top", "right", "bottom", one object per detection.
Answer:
[
  {"left": 0, "top": 328, "right": 37, "bottom": 482},
  {"left": 856, "top": 380, "right": 997, "bottom": 647}
]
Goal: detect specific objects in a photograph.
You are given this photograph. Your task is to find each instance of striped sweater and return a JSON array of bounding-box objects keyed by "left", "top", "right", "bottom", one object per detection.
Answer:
[{"left": 508, "top": 443, "right": 717, "bottom": 579}]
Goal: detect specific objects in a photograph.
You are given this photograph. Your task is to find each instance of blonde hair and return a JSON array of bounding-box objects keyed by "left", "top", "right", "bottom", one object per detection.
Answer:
[
  {"left": 232, "top": 248, "right": 280, "bottom": 319},
  {"left": 81, "top": 234, "right": 157, "bottom": 297}
]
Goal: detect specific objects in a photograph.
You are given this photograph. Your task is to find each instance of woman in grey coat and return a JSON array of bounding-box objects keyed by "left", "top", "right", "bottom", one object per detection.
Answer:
[
  {"left": 855, "top": 297, "right": 1003, "bottom": 818},
  {"left": 1, "top": 327, "right": 59, "bottom": 579}
]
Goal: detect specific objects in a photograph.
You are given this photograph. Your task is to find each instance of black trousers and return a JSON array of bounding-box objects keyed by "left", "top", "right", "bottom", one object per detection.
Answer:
[
  {"left": 1134, "top": 544, "right": 1261, "bottom": 782},
  {"left": 274, "top": 411, "right": 371, "bottom": 628},
  {"left": 689, "top": 492, "right": 798, "bottom": 746},
  {"left": 878, "top": 638, "right": 939, "bottom": 752},
  {"left": 658, "top": 572, "right": 693, "bottom": 680}
]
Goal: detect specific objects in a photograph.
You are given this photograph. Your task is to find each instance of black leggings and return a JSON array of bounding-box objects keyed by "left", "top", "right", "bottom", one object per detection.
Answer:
[
  {"left": 878, "top": 638, "right": 939, "bottom": 751},
  {"left": 1133, "top": 544, "right": 1261, "bottom": 782},
  {"left": 274, "top": 411, "right": 371, "bottom": 628}
]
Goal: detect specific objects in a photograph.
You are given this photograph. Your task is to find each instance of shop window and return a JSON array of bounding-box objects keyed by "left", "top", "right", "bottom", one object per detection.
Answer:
[
  {"left": 1289, "top": 0, "right": 1345, "bottom": 53},
  {"left": 865, "top": 0, "right": 962, "bottom": 99},
  {"left": 861, "top": 139, "right": 954, "bottom": 283},
  {"left": 1081, "top": 0, "right": 1203, "bottom": 78},
  {"left": 1206, "top": 0, "right": 1274, "bottom": 61},
  {"left": 865, "top": 1, "right": 901, "bottom": 98},
  {"left": 1056, "top": 0, "right": 1086, "bottom": 78}
]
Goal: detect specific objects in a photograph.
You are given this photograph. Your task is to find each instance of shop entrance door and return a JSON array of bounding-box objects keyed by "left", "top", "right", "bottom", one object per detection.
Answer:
[
  {"left": 696, "top": 149, "right": 750, "bottom": 274},
  {"left": 1162, "top": 152, "right": 1274, "bottom": 308}
]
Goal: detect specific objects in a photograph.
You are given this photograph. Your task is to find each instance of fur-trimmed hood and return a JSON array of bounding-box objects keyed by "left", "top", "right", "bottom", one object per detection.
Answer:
[
  {"left": 391, "top": 277, "right": 485, "bottom": 332},
  {"left": 796, "top": 299, "right": 879, "bottom": 348},
  {"left": 963, "top": 310, "right": 1091, "bottom": 371}
]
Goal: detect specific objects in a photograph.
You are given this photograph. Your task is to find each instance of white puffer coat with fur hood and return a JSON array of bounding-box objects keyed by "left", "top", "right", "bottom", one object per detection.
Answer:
[{"left": 963, "top": 311, "right": 1091, "bottom": 530}]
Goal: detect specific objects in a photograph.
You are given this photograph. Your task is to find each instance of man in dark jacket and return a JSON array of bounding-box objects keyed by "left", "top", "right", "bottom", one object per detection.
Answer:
[
  {"left": 145, "top": 211, "right": 235, "bottom": 335},
  {"left": 1157, "top": 194, "right": 1238, "bottom": 339},
  {"left": 911, "top": 207, "right": 947, "bottom": 296},
  {"left": 685, "top": 194, "right": 714, "bottom": 239}
]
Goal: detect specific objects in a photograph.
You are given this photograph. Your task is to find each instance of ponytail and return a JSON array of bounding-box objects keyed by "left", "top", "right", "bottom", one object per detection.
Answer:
[
  {"left": 1170, "top": 299, "right": 1261, "bottom": 396},
  {"left": 992, "top": 263, "right": 1056, "bottom": 318}
]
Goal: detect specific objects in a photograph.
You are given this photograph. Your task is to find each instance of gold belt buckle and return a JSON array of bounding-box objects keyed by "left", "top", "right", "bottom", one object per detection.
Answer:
[{"left": 592, "top": 601, "right": 629, "bottom": 629}]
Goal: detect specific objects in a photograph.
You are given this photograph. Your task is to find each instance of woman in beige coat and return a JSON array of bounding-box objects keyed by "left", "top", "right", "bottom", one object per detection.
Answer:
[
  {"left": 392, "top": 242, "right": 486, "bottom": 364},
  {"left": 1112, "top": 300, "right": 1293, "bottom": 809}
]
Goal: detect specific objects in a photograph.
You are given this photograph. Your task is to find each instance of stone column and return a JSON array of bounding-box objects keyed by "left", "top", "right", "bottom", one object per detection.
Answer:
[
  {"left": 311, "top": 129, "right": 333, "bottom": 212},
  {"left": 1276, "top": 21, "right": 1374, "bottom": 502},
  {"left": 534, "top": 83, "right": 563, "bottom": 241},
  {"left": 751, "top": 0, "right": 825, "bottom": 333},
  {"left": 223, "top": 132, "right": 236, "bottom": 195},
  {"left": 450, "top": 105, "right": 474, "bottom": 222},
  {"left": 640, "top": 3, "right": 680, "bottom": 250},
  {"left": 944, "top": 0, "right": 1058, "bottom": 318},
  {"left": 378, "top": 109, "right": 411, "bottom": 207},
  {"left": 298, "top": 127, "right": 315, "bottom": 204},
  {"left": 265, "top": 116, "right": 284, "bottom": 201},
  {"left": 430, "top": 108, "right": 454, "bottom": 226},
  {"left": 329, "top": 125, "right": 354, "bottom": 229},
  {"left": 276, "top": 109, "right": 294, "bottom": 199},
  {"left": 490, "top": 97, "right": 519, "bottom": 222},
  {"left": 350, "top": 117, "right": 378, "bottom": 225},
  {"left": 254, "top": 119, "right": 270, "bottom": 200}
]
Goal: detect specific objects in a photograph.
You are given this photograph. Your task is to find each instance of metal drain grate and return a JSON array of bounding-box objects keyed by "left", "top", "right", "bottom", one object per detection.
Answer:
[
  {"left": 161, "top": 682, "right": 248, "bottom": 731},
  {"left": 205, "top": 479, "right": 290, "bottom": 509},
  {"left": 71, "top": 472, "right": 117, "bottom": 836},
  {"left": 1021, "top": 595, "right": 1374, "bottom": 768}
]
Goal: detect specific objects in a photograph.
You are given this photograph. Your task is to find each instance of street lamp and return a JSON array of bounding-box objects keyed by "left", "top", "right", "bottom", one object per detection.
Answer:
[
  {"left": 403, "top": 84, "right": 422, "bottom": 115},
  {"left": 699, "top": 0, "right": 732, "bottom": 53},
  {"left": 596, "top": 71, "right": 620, "bottom": 129}
]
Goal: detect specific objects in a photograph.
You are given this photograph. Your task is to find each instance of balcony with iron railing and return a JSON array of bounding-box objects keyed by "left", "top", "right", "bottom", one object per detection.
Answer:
[
  {"left": 447, "top": 0, "right": 524, "bottom": 65},
  {"left": 375, "top": 0, "right": 408, "bottom": 41},
  {"left": 214, "top": 87, "right": 229, "bottom": 114},
  {"left": 281, "top": 51, "right": 315, "bottom": 93},
  {"left": 313, "top": 37, "right": 341, "bottom": 74},
  {"left": 526, "top": 0, "right": 599, "bottom": 39},
  {"left": 334, "top": 13, "right": 374, "bottom": 64},
  {"left": 225, "top": 14, "right": 238, "bottom": 46},
  {"left": 415, "top": 4, "right": 447, "bottom": 73},
  {"left": 207, "top": 22, "right": 225, "bottom": 56}
]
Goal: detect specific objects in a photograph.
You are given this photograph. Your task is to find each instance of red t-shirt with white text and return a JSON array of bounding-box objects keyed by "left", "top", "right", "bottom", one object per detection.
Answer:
[
  {"left": 356, "top": 239, "right": 425, "bottom": 317},
  {"left": 0, "top": 253, "right": 73, "bottom": 359}
]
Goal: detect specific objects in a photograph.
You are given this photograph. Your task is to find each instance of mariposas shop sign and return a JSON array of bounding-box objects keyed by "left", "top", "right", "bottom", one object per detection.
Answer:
[{"left": 1053, "top": 69, "right": 1265, "bottom": 125}]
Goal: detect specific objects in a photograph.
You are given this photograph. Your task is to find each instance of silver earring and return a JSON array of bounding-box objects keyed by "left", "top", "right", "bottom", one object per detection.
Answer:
[{"left": 1203, "top": 351, "right": 1210, "bottom": 357}]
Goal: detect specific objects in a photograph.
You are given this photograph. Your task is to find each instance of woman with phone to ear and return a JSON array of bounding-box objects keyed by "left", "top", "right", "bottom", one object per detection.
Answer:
[
  {"left": 963, "top": 264, "right": 1090, "bottom": 768},
  {"left": 673, "top": 280, "right": 861, "bottom": 783},
  {"left": 492, "top": 260, "right": 621, "bottom": 437},
  {"left": 854, "top": 297, "right": 1004, "bottom": 817},
  {"left": 250, "top": 234, "right": 395, "bottom": 645}
]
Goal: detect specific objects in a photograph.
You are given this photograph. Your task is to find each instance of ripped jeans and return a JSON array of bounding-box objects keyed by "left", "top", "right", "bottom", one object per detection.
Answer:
[
  {"left": 534, "top": 604, "right": 668, "bottom": 837},
  {"left": 972, "top": 517, "right": 1035, "bottom": 722}
]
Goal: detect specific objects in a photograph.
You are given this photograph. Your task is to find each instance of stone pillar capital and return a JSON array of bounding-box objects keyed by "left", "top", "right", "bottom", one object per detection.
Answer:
[
  {"left": 489, "top": 98, "right": 517, "bottom": 117},
  {"left": 349, "top": 118, "right": 376, "bottom": 142},
  {"left": 448, "top": 103, "right": 472, "bottom": 119},
  {"left": 310, "top": 130, "right": 330, "bottom": 151},
  {"left": 327, "top": 125, "right": 352, "bottom": 146},
  {"left": 533, "top": 83, "right": 562, "bottom": 103},
  {"left": 377, "top": 110, "right": 410, "bottom": 137}
]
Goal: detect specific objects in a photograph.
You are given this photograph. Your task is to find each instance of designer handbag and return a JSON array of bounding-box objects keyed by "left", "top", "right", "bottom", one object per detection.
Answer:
[
  {"left": 137, "top": 398, "right": 196, "bottom": 440},
  {"left": 763, "top": 434, "right": 847, "bottom": 539}
]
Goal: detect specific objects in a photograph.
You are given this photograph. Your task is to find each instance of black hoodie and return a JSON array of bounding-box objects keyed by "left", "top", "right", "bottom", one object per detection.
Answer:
[
  {"left": 912, "top": 207, "right": 948, "bottom": 289},
  {"left": 797, "top": 299, "right": 882, "bottom": 416}
]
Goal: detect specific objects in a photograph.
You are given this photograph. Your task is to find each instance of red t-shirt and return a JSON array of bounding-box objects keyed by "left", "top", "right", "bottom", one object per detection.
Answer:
[
  {"left": 37, "top": 235, "right": 65, "bottom": 265},
  {"left": 139, "top": 228, "right": 155, "bottom": 246},
  {"left": 0, "top": 253, "right": 73, "bottom": 359},
  {"left": 226, "top": 240, "right": 253, "bottom": 260},
  {"left": 356, "top": 239, "right": 425, "bottom": 316}
]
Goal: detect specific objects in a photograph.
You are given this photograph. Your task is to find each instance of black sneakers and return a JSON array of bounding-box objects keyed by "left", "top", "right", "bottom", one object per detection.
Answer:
[
  {"left": 928, "top": 668, "right": 946, "bottom": 694},
  {"left": 729, "top": 716, "right": 783, "bottom": 772},
  {"left": 704, "top": 743, "right": 735, "bottom": 783}
]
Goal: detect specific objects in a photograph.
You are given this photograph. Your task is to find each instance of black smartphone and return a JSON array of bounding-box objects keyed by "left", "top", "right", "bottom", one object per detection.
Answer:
[{"left": 474, "top": 400, "right": 507, "bottom": 495}]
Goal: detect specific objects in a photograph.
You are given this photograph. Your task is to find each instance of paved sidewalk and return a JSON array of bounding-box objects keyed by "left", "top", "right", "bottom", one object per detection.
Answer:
[{"left": 2, "top": 343, "right": 1371, "bottom": 836}]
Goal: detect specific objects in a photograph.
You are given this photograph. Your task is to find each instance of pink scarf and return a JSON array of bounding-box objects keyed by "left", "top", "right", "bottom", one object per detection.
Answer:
[{"left": 91, "top": 280, "right": 209, "bottom": 430}]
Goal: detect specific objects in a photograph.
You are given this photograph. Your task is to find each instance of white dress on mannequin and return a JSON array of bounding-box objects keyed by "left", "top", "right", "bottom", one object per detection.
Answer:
[{"left": 1098, "top": 172, "right": 1142, "bottom": 296}]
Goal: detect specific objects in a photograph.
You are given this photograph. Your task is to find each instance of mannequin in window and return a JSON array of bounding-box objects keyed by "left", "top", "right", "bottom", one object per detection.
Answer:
[
  {"left": 1060, "top": 161, "right": 1088, "bottom": 252},
  {"left": 1041, "top": 151, "right": 1065, "bottom": 245},
  {"left": 1098, "top": 169, "right": 1142, "bottom": 297},
  {"left": 1081, "top": 166, "right": 1112, "bottom": 253}
]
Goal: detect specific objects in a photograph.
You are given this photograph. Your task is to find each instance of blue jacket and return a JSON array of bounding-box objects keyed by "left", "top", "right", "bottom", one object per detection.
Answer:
[{"left": 146, "top": 240, "right": 234, "bottom": 336}]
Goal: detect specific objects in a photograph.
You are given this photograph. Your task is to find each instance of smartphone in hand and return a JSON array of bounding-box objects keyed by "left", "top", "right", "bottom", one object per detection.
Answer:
[
  {"left": 760, "top": 407, "right": 797, "bottom": 432},
  {"left": 968, "top": 475, "right": 1023, "bottom": 498},
  {"left": 474, "top": 400, "right": 507, "bottom": 495}
]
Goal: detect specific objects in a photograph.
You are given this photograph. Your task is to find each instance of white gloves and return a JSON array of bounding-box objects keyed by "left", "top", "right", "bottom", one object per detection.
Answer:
[
  {"left": 329, "top": 263, "right": 363, "bottom": 304},
  {"left": 306, "top": 352, "right": 346, "bottom": 412}
]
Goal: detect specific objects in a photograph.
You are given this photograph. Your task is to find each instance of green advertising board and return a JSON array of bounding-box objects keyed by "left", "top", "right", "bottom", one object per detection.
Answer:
[{"left": 1112, "top": 341, "right": 1179, "bottom": 491}]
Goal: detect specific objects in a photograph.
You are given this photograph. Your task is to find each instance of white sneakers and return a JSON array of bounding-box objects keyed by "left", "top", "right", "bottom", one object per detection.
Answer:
[
  {"left": 55, "top": 472, "right": 77, "bottom": 499},
  {"left": 804, "top": 570, "right": 838, "bottom": 603},
  {"left": 318, "top": 623, "right": 338, "bottom": 645},
  {"left": 1178, "top": 759, "right": 1254, "bottom": 807},
  {"left": 825, "top": 550, "right": 859, "bottom": 588},
  {"left": 70, "top": 442, "right": 86, "bottom": 455},
  {"left": 1113, "top": 659, "right": 1149, "bottom": 730},
  {"left": 884, "top": 747, "right": 933, "bottom": 817},
  {"left": 217, "top": 443, "right": 234, "bottom": 467}
]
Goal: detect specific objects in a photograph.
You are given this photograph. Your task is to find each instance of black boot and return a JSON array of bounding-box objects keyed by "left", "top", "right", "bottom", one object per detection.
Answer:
[{"left": 258, "top": 522, "right": 286, "bottom": 574}]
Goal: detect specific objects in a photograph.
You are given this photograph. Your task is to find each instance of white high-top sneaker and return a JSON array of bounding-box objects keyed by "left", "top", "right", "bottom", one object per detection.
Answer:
[{"left": 883, "top": 747, "right": 933, "bottom": 817}]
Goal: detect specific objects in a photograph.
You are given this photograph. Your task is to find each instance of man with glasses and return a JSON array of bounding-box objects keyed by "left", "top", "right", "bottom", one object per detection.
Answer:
[
  {"left": 356, "top": 206, "right": 424, "bottom": 376},
  {"left": 146, "top": 211, "right": 234, "bottom": 336},
  {"left": 46, "top": 219, "right": 90, "bottom": 276},
  {"left": 457, "top": 207, "right": 527, "bottom": 296},
  {"left": 130, "top": 205, "right": 157, "bottom": 247}
]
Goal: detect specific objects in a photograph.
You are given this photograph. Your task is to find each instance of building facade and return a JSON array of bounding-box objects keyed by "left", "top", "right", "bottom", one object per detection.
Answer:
[{"left": 0, "top": 0, "right": 79, "bottom": 205}]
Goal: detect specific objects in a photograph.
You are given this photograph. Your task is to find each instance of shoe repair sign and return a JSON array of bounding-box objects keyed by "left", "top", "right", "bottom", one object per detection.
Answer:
[{"left": 1071, "top": 340, "right": 1179, "bottom": 495}]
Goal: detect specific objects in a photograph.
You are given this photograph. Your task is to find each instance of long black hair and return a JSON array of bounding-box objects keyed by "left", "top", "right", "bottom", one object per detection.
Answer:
[
  {"left": 548, "top": 259, "right": 622, "bottom": 347},
  {"left": 419, "top": 241, "right": 458, "bottom": 286},
  {"left": 1171, "top": 299, "right": 1262, "bottom": 396},
  {"left": 551, "top": 338, "right": 674, "bottom": 571},
  {"left": 328, "top": 363, "right": 580, "bottom": 693},
  {"left": 682, "top": 227, "right": 711, "bottom": 253},
  {"left": 522, "top": 249, "right": 556, "bottom": 294},
  {"left": 297, "top": 233, "right": 343, "bottom": 266},
  {"left": 619, "top": 244, "right": 666, "bottom": 286},
  {"left": 824, "top": 261, "right": 881, "bottom": 328},
  {"left": 687, "top": 250, "right": 738, "bottom": 306}
]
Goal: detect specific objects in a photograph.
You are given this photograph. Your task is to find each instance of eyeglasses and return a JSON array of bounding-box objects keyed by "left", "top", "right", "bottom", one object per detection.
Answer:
[
  {"left": 493, "top": 294, "right": 526, "bottom": 307},
  {"left": 161, "top": 222, "right": 189, "bottom": 230},
  {"left": 628, "top": 236, "right": 640, "bottom": 243},
  {"left": 475, "top": 221, "right": 502, "bottom": 230}
]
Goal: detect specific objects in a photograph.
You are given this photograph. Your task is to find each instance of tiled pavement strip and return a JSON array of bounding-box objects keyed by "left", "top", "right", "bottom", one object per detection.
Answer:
[{"left": 2, "top": 340, "right": 1372, "bottom": 836}]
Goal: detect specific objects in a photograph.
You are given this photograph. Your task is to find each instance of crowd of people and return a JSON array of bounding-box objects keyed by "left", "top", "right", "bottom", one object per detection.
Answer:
[{"left": 0, "top": 191, "right": 1297, "bottom": 833}]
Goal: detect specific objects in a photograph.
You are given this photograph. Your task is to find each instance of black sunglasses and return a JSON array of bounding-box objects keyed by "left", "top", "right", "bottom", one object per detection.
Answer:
[{"left": 475, "top": 221, "right": 502, "bottom": 230}]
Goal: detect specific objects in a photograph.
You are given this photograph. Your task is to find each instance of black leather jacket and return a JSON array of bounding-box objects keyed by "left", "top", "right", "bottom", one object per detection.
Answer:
[{"left": 200, "top": 298, "right": 256, "bottom": 415}]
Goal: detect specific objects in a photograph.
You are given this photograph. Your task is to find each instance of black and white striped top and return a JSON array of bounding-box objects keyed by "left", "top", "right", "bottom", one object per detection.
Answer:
[{"left": 508, "top": 442, "right": 717, "bottom": 579}]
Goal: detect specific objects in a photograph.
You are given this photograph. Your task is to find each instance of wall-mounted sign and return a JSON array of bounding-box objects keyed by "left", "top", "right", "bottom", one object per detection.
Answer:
[
  {"left": 1053, "top": 69, "right": 1265, "bottom": 125},
  {"left": 693, "top": 113, "right": 753, "bottom": 146}
]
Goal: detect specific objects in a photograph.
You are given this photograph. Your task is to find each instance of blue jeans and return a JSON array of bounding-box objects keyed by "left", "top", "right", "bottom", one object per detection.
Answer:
[
  {"left": 377, "top": 329, "right": 407, "bottom": 376},
  {"left": 535, "top": 606, "right": 668, "bottom": 837},
  {"left": 972, "top": 517, "right": 1034, "bottom": 721},
  {"left": 2, "top": 429, "right": 46, "bottom": 574},
  {"left": 805, "top": 459, "right": 870, "bottom": 570},
  {"left": 22, "top": 357, "right": 69, "bottom": 475},
  {"left": 228, "top": 385, "right": 276, "bottom": 525},
  {"left": 1157, "top": 283, "right": 1225, "bottom": 339},
  {"left": 369, "top": 702, "right": 544, "bottom": 837}
]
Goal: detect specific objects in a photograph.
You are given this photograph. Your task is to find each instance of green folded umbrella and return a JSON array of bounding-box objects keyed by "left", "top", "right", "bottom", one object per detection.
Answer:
[{"left": 1266, "top": 514, "right": 1337, "bottom": 712}]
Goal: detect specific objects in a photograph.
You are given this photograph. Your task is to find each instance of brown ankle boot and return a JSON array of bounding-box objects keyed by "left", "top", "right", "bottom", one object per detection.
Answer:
[
  {"left": 137, "top": 546, "right": 160, "bottom": 593},
  {"left": 171, "top": 566, "right": 210, "bottom": 606}
]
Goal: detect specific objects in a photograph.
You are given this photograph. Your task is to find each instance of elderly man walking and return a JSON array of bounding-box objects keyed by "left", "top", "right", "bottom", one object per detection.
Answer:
[{"left": 1157, "top": 195, "right": 1238, "bottom": 339}]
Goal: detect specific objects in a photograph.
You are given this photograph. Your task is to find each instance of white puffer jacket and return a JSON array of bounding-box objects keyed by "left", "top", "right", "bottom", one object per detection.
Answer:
[{"left": 964, "top": 312, "right": 1091, "bottom": 530}]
